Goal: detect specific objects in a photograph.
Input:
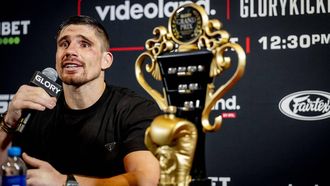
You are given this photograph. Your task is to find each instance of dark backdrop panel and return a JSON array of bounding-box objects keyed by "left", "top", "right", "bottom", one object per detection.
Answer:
[{"left": 1, "top": 1, "right": 329, "bottom": 185}]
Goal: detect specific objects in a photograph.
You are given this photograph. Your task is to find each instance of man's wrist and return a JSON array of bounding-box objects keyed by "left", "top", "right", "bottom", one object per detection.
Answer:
[
  {"left": 65, "top": 174, "right": 79, "bottom": 186},
  {"left": 0, "top": 112, "right": 17, "bottom": 133}
]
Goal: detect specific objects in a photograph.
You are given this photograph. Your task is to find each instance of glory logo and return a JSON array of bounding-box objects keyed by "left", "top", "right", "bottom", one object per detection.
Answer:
[{"left": 34, "top": 74, "right": 61, "bottom": 96}]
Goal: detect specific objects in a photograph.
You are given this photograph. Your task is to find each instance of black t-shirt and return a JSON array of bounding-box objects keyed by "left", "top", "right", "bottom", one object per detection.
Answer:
[{"left": 13, "top": 84, "right": 161, "bottom": 177}]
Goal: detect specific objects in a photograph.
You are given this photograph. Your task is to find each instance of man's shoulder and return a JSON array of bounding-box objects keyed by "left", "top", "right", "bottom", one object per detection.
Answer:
[
  {"left": 106, "top": 84, "right": 160, "bottom": 113},
  {"left": 107, "top": 84, "right": 150, "bottom": 103},
  {"left": 108, "top": 84, "right": 136, "bottom": 97}
]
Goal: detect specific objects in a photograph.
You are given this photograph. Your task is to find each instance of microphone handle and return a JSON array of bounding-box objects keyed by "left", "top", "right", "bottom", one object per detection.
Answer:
[{"left": 16, "top": 109, "right": 35, "bottom": 133}]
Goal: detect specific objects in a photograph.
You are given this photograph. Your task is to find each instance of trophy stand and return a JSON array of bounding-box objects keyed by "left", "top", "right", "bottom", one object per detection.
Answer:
[{"left": 135, "top": 3, "right": 246, "bottom": 186}]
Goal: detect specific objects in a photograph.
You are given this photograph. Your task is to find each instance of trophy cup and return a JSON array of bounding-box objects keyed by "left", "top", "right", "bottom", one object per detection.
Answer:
[{"left": 135, "top": 3, "right": 246, "bottom": 186}]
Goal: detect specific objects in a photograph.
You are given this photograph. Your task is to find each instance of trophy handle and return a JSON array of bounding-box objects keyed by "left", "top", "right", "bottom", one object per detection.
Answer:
[
  {"left": 202, "top": 42, "right": 246, "bottom": 132},
  {"left": 135, "top": 52, "right": 168, "bottom": 111}
]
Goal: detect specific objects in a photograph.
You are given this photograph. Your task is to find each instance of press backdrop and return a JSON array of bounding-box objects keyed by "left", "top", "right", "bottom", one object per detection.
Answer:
[{"left": 1, "top": 1, "right": 329, "bottom": 186}]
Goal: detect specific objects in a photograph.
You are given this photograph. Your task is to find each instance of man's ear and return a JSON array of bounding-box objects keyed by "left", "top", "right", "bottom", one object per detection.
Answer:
[{"left": 101, "top": 51, "right": 113, "bottom": 70}]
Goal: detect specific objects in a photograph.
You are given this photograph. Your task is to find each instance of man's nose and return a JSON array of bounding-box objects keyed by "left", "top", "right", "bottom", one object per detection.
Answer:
[{"left": 64, "top": 43, "right": 78, "bottom": 57}]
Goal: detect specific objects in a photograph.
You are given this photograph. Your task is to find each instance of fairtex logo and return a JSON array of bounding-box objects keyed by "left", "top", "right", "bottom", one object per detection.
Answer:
[{"left": 279, "top": 90, "right": 330, "bottom": 121}]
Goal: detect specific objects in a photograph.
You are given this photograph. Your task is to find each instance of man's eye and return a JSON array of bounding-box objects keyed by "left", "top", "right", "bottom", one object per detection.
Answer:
[
  {"left": 81, "top": 42, "right": 90, "bottom": 48},
  {"left": 59, "top": 41, "right": 69, "bottom": 48}
]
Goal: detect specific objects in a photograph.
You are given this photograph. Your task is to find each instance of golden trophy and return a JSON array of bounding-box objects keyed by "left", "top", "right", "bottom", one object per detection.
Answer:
[{"left": 135, "top": 3, "right": 246, "bottom": 186}]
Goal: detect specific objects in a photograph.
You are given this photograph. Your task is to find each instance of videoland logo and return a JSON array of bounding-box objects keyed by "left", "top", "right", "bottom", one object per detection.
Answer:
[
  {"left": 95, "top": 0, "right": 215, "bottom": 21},
  {"left": 279, "top": 90, "right": 330, "bottom": 121}
]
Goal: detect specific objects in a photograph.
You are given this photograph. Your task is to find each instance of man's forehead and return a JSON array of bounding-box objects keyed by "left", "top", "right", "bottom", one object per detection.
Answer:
[{"left": 59, "top": 24, "right": 96, "bottom": 38}]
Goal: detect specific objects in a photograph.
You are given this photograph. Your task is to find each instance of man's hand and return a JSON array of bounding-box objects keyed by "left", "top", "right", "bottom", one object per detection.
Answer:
[
  {"left": 0, "top": 85, "right": 57, "bottom": 163},
  {"left": 5, "top": 85, "right": 57, "bottom": 128},
  {"left": 23, "top": 153, "right": 66, "bottom": 186}
]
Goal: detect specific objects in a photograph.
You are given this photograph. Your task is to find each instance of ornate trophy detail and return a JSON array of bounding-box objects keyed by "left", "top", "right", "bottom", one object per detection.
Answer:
[
  {"left": 135, "top": 3, "right": 246, "bottom": 186},
  {"left": 145, "top": 106, "right": 197, "bottom": 185}
]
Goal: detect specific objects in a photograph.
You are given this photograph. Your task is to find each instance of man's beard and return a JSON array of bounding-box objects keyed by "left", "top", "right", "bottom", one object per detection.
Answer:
[
  {"left": 61, "top": 72, "right": 99, "bottom": 87},
  {"left": 63, "top": 77, "right": 85, "bottom": 86},
  {"left": 61, "top": 71, "right": 87, "bottom": 86}
]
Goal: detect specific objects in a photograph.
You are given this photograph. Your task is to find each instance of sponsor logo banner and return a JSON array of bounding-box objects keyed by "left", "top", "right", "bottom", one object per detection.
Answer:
[
  {"left": 279, "top": 90, "right": 330, "bottom": 121},
  {"left": 0, "top": 20, "right": 31, "bottom": 45}
]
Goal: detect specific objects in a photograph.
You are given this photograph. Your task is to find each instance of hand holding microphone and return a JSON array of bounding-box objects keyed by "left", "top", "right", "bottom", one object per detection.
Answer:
[
  {"left": 4, "top": 68, "right": 62, "bottom": 133},
  {"left": 29, "top": 67, "right": 62, "bottom": 98}
]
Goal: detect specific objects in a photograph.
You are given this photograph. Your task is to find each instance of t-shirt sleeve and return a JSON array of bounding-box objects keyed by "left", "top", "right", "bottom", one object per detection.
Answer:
[{"left": 118, "top": 95, "right": 162, "bottom": 154}]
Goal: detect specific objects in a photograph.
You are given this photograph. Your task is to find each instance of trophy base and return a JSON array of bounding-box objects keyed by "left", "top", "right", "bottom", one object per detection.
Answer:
[{"left": 190, "top": 178, "right": 212, "bottom": 186}]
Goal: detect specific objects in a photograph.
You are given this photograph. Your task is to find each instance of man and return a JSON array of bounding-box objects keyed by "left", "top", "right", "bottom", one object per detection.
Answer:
[{"left": 0, "top": 15, "right": 160, "bottom": 185}]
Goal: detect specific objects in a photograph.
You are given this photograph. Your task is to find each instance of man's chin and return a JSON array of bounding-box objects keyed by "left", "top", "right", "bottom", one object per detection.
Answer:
[{"left": 62, "top": 78, "right": 85, "bottom": 86}]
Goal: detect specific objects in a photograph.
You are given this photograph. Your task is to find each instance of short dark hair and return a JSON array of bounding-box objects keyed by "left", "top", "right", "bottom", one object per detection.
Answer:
[{"left": 56, "top": 15, "right": 110, "bottom": 51}]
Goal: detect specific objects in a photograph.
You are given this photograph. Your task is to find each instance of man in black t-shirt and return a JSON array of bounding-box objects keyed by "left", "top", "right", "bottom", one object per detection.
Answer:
[{"left": 0, "top": 15, "right": 161, "bottom": 186}]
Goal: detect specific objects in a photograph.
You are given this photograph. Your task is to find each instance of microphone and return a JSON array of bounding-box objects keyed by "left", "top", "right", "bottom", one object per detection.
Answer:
[
  {"left": 16, "top": 67, "right": 62, "bottom": 133},
  {"left": 29, "top": 67, "right": 62, "bottom": 98}
]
